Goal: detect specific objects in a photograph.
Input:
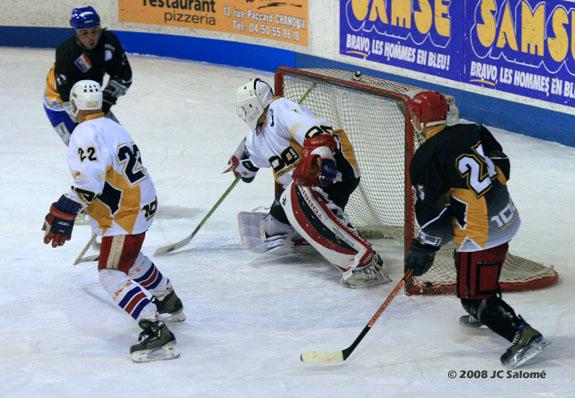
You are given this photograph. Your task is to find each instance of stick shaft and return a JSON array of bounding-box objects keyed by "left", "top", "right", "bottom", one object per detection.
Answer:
[
  {"left": 155, "top": 82, "right": 316, "bottom": 256},
  {"left": 73, "top": 233, "right": 97, "bottom": 265},
  {"left": 154, "top": 177, "right": 240, "bottom": 255},
  {"left": 301, "top": 271, "right": 412, "bottom": 364}
]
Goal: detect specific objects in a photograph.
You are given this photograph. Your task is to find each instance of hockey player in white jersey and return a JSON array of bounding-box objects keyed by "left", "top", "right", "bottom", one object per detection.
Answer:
[
  {"left": 226, "top": 78, "right": 390, "bottom": 288},
  {"left": 42, "top": 80, "right": 184, "bottom": 362}
]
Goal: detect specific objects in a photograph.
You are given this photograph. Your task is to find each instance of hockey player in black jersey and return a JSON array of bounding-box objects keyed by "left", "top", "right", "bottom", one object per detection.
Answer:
[
  {"left": 404, "top": 90, "right": 550, "bottom": 369},
  {"left": 43, "top": 6, "right": 132, "bottom": 145}
]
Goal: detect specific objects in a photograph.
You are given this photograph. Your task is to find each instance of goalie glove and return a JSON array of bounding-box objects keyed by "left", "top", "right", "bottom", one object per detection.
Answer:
[
  {"left": 223, "top": 137, "right": 259, "bottom": 183},
  {"left": 42, "top": 195, "right": 83, "bottom": 248},
  {"left": 293, "top": 135, "right": 337, "bottom": 187}
]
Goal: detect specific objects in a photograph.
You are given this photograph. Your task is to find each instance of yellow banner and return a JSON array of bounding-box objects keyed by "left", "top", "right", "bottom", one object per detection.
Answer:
[{"left": 118, "top": 0, "right": 308, "bottom": 47}]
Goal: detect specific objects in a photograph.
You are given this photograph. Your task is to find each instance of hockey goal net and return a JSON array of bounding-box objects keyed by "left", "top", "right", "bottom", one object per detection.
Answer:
[{"left": 274, "top": 66, "right": 558, "bottom": 295}]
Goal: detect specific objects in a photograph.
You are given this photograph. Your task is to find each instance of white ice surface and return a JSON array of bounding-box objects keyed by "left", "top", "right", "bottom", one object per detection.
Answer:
[{"left": 0, "top": 47, "right": 574, "bottom": 398}]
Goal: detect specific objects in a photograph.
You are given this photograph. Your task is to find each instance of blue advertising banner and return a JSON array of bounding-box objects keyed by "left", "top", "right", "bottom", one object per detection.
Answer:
[
  {"left": 340, "top": 0, "right": 465, "bottom": 80},
  {"left": 468, "top": 0, "right": 575, "bottom": 107},
  {"left": 340, "top": 0, "right": 575, "bottom": 108}
]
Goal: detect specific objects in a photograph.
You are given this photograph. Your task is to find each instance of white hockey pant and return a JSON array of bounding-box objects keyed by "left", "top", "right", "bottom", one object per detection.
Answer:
[{"left": 280, "top": 182, "right": 374, "bottom": 272}]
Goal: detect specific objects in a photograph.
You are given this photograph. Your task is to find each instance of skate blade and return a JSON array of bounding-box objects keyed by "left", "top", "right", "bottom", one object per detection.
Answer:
[
  {"left": 131, "top": 342, "right": 180, "bottom": 363},
  {"left": 341, "top": 274, "right": 392, "bottom": 289},
  {"left": 264, "top": 235, "right": 294, "bottom": 255},
  {"left": 503, "top": 337, "right": 551, "bottom": 369},
  {"left": 266, "top": 244, "right": 294, "bottom": 255},
  {"left": 161, "top": 310, "right": 186, "bottom": 323}
]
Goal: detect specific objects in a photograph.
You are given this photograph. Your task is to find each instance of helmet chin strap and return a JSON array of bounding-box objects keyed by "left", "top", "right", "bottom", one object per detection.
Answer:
[
  {"left": 70, "top": 102, "right": 80, "bottom": 122},
  {"left": 411, "top": 118, "right": 447, "bottom": 135},
  {"left": 424, "top": 120, "right": 447, "bottom": 128},
  {"left": 410, "top": 118, "right": 424, "bottom": 134}
]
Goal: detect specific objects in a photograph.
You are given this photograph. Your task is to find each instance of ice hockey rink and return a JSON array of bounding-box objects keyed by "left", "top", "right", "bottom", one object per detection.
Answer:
[{"left": 0, "top": 47, "right": 574, "bottom": 398}]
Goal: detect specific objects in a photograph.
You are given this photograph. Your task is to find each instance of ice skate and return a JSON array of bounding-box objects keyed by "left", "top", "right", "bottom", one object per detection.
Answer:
[
  {"left": 459, "top": 314, "right": 483, "bottom": 328},
  {"left": 340, "top": 254, "right": 392, "bottom": 288},
  {"left": 500, "top": 323, "right": 551, "bottom": 369},
  {"left": 152, "top": 290, "right": 186, "bottom": 322},
  {"left": 130, "top": 319, "right": 179, "bottom": 363}
]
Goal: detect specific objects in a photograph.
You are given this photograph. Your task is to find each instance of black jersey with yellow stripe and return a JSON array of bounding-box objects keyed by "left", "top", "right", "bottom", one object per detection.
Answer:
[
  {"left": 409, "top": 123, "right": 520, "bottom": 252},
  {"left": 45, "top": 30, "right": 132, "bottom": 104}
]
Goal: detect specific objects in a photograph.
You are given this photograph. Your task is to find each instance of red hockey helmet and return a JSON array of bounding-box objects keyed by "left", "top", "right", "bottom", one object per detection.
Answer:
[{"left": 408, "top": 91, "right": 449, "bottom": 133}]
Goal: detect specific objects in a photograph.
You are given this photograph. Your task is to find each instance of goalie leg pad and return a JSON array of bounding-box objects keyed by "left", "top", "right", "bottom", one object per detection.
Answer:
[
  {"left": 280, "top": 182, "right": 372, "bottom": 271},
  {"left": 455, "top": 243, "right": 508, "bottom": 299}
]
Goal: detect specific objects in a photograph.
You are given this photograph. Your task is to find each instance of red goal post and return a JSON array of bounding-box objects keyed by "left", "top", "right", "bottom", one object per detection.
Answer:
[{"left": 274, "top": 66, "right": 559, "bottom": 295}]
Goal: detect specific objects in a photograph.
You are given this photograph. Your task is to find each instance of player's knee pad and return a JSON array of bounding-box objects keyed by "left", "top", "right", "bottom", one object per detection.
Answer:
[
  {"left": 99, "top": 268, "right": 130, "bottom": 296},
  {"left": 280, "top": 182, "right": 372, "bottom": 271},
  {"left": 455, "top": 243, "right": 508, "bottom": 299},
  {"left": 98, "top": 233, "right": 146, "bottom": 273}
]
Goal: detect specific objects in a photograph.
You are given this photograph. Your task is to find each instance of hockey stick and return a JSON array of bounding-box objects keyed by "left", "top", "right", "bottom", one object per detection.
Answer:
[
  {"left": 73, "top": 232, "right": 98, "bottom": 265},
  {"left": 300, "top": 271, "right": 412, "bottom": 364},
  {"left": 153, "top": 83, "right": 317, "bottom": 256},
  {"left": 154, "top": 176, "right": 241, "bottom": 255},
  {"left": 75, "top": 254, "right": 100, "bottom": 264}
]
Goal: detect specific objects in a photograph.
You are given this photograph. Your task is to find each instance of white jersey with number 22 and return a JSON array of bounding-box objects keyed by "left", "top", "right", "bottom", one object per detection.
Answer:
[{"left": 66, "top": 114, "right": 157, "bottom": 237}]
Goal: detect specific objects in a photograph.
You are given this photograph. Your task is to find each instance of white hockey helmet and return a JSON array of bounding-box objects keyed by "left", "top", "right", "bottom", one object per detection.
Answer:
[
  {"left": 70, "top": 79, "right": 103, "bottom": 120},
  {"left": 236, "top": 78, "right": 274, "bottom": 130}
]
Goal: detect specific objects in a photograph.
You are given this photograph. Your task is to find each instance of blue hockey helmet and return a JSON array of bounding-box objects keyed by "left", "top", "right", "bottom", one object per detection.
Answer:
[{"left": 69, "top": 6, "right": 100, "bottom": 30}]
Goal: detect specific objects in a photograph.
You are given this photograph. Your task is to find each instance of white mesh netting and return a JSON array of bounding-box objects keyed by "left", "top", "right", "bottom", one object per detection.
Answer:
[{"left": 277, "top": 67, "right": 558, "bottom": 295}]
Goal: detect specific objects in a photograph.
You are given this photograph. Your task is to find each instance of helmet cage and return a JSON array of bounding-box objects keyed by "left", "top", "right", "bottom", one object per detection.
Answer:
[{"left": 236, "top": 78, "right": 274, "bottom": 130}]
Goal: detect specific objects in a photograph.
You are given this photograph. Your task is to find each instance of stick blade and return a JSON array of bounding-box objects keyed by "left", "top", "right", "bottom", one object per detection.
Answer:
[
  {"left": 154, "top": 245, "right": 177, "bottom": 256},
  {"left": 154, "top": 239, "right": 190, "bottom": 256},
  {"left": 300, "top": 351, "right": 345, "bottom": 364}
]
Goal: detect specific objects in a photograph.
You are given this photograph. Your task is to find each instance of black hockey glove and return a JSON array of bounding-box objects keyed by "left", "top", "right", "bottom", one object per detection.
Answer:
[
  {"left": 102, "top": 80, "right": 129, "bottom": 115},
  {"left": 405, "top": 239, "right": 439, "bottom": 276},
  {"left": 42, "top": 195, "right": 82, "bottom": 248},
  {"left": 102, "top": 91, "right": 116, "bottom": 115}
]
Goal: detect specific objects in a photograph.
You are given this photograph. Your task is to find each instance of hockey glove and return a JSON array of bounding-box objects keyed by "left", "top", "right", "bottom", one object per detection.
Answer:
[
  {"left": 42, "top": 195, "right": 83, "bottom": 248},
  {"left": 102, "top": 80, "right": 129, "bottom": 115},
  {"left": 223, "top": 138, "right": 259, "bottom": 183},
  {"left": 293, "top": 135, "right": 337, "bottom": 187},
  {"left": 405, "top": 239, "right": 439, "bottom": 276},
  {"left": 102, "top": 92, "right": 115, "bottom": 115}
]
